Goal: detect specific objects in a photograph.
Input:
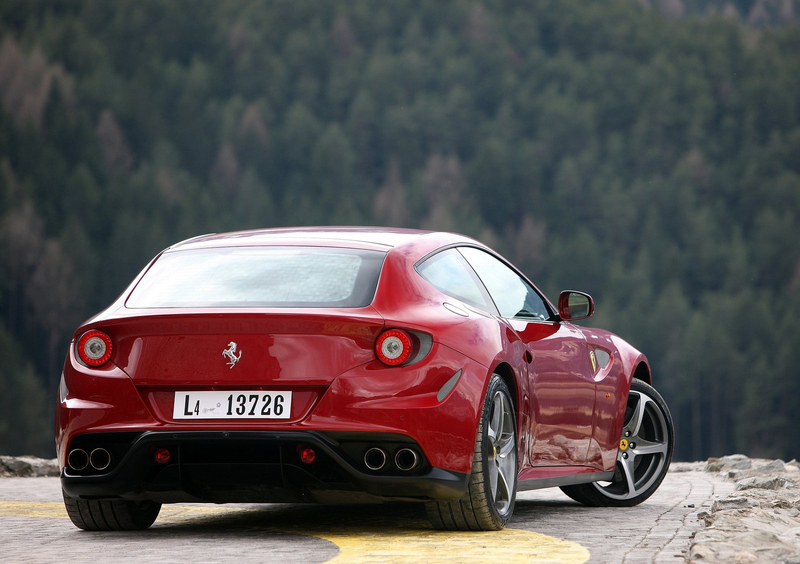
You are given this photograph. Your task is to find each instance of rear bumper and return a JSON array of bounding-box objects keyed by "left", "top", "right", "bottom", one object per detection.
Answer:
[
  {"left": 57, "top": 341, "right": 490, "bottom": 476},
  {"left": 61, "top": 430, "right": 469, "bottom": 504}
]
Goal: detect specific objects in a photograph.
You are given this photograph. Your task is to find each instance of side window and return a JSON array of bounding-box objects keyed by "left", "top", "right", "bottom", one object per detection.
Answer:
[
  {"left": 459, "top": 247, "right": 551, "bottom": 321},
  {"left": 416, "top": 249, "right": 494, "bottom": 312}
]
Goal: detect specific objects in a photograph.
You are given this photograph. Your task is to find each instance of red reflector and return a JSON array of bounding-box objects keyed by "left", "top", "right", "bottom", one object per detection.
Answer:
[
  {"left": 154, "top": 448, "right": 171, "bottom": 464},
  {"left": 298, "top": 446, "right": 316, "bottom": 464}
]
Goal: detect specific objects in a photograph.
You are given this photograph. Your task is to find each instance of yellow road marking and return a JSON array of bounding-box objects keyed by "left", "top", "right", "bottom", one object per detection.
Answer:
[
  {"left": 0, "top": 501, "right": 68, "bottom": 519},
  {"left": 0, "top": 501, "right": 589, "bottom": 563},
  {"left": 318, "top": 528, "right": 589, "bottom": 564}
]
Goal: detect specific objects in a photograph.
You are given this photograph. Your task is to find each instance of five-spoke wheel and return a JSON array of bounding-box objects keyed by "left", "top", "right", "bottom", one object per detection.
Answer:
[
  {"left": 427, "top": 375, "right": 518, "bottom": 530},
  {"left": 486, "top": 384, "right": 517, "bottom": 516},
  {"left": 561, "top": 378, "right": 674, "bottom": 507}
]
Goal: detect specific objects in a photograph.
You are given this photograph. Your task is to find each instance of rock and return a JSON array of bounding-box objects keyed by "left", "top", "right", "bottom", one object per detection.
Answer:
[
  {"left": 692, "top": 455, "right": 800, "bottom": 562},
  {"left": 732, "top": 551, "right": 758, "bottom": 563},
  {"left": 731, "top": 459, "right": 754, "bottom": 470},
  {"left": 713, "top": 497, "right": 754, "bottom": 512},
  {"left": 17, "top": 456, "right": 60, "bottom": 476},
  {"left": 669, "top": 461, "right": 706, "bottom": 472},
  {"left": 754, "top": 459, "right": 787, "bottom": 475},
  {"left": 0, "top": 456, "right": 59, "bottom": 477},
  {"left": 773, "top": 500, "right": 796, "bottom": 510},
  {"left": 737, "top": 477, "right": 793, "bottom": 491},
  {"left": 690, "top": 543, "right": 716, "bottom": 559},
  {"left": 0, "top": 456, "right": 32, "bottom": 476},
  {"left": 707, "top": 454, "right": 752, "bottom": 473},
  {"left": 691, "top": 527, "right": 800, "bottom": 563}
]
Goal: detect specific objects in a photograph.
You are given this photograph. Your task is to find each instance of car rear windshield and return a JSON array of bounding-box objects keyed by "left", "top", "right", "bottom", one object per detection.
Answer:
[{"left": 125, "top": 246, "right": 386, "bottom": 308}]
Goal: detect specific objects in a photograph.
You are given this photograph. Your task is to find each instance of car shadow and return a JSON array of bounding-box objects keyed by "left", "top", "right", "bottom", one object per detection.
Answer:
[
  {"left": 71, "top": 497, "right": 596, "bottom": 539},
  {"left": 140, "top": 501, "right": 431, "bottom": 535}
]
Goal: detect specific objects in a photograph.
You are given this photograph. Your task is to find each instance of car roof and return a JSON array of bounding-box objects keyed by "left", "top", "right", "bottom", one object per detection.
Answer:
[{"left": 168, "top": 227, "right": 482, "bottom": 257}]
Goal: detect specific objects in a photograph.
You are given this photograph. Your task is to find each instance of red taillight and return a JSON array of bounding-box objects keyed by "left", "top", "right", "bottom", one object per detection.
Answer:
[
  {"left": 297, "top": 445, "right": 316, "bottom": 464},
  {"left": 375, "top": 329, "right": 413, "bottom": 366},
  {"left": 76, "top": 330, "right": 113, "bottom": 366},
  {"left": 154, "top": 448, "right": 171, "bottom": 465}
]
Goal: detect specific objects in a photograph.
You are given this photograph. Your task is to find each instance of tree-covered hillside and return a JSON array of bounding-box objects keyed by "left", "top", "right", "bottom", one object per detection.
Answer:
[
  {"left": 1, "top": 0, "right": 799, "bottom": 461},
  {"left": 667, "top": 0, "right": 800, "bottom": 25}
]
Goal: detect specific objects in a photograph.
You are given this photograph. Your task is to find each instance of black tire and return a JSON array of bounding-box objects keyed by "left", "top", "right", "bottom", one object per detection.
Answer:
[
  {"left": 426, "top": 375, "right": 518, "bottom": 530},
  {"left": 63, "top": 489, "right": 161, "bottom": 531},
  {"left": 560, "top": 378, "right": 674, "bottom": 507}
]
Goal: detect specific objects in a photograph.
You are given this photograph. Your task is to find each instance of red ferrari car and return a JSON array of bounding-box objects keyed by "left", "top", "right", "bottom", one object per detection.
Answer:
[{"left": 57, "top": 227, "right": 673, "bottom": 531}]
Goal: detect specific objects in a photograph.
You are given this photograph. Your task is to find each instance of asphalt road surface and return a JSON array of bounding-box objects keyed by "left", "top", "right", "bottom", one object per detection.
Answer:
[{"left": 0, "top": 466, "right": 733, "bottom": 564}]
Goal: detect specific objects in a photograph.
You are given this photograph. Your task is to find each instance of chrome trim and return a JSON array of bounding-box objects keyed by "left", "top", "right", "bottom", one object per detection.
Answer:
[
  {"left": 67, "top": 449, "right": 89, "bottom": 471},
  {"left": 89, "top": 448, "right": 112, "bottom": 471},
  {"left": 364, "top": 448, "right": 387, "bottom": 471},
  {"left": 394, "top": 448, "right": 420, "bottom": 471},
  {"left": 436, "top": 369, "right": 462, "bottom": 402}
]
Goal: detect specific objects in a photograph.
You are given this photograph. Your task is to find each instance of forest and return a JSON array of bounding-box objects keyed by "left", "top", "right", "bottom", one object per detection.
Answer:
[{"left": 0, "top": 0, "right": 798, "bottom": 462}]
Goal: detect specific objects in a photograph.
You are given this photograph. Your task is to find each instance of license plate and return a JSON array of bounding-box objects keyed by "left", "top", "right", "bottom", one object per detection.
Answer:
[{"left": 173, "top": 391, "right": 292, "bottom": 419}]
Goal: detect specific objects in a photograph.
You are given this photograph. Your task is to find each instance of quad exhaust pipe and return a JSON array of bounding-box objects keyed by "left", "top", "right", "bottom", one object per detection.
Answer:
[
  {"left": 364, "top": 447, "right": 387, "bottom": 471},
  {"left": 89, "top": 448, "right": 112, "bottom": 471},
  {"left": 68, "top": 447, "right": 111, "bottom": 472},
  {"left": 363, "top": 447, "right": 421, "bottom": 472},
  {"left": 67, "top": 448, "right": 89, "bottom": 471},
  {"left": 395, "top": 448, "right": 420, "bottom": 471}
]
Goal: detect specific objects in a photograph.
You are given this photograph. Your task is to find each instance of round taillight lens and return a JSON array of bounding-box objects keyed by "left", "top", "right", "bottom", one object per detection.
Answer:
[
  {"left": 154, "top": 448, "right": 171, "bottom": 465},
  {"left": 375, "top": 329, "right": 413, "bottom": 366},
  {"left": 76, "top": 330, "right": 113, "bottom": 366},
  {"left": 297, "top": 445, "right": 316, "bottom": 464}
]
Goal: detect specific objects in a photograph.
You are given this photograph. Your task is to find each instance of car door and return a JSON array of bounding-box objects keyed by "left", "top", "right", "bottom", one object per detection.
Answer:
[{"left": 458, "top": 247, "right": 596, "bottom": 467}]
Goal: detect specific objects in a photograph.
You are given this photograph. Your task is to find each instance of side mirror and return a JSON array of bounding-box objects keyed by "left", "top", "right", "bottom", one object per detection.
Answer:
[{"left": 558, "top": 290, "right": 594, "bottom": 321}]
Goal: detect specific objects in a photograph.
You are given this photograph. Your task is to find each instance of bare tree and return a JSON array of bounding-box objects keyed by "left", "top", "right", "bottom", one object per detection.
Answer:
[
  {"left": 422, "top": 152, "right": 470, "bottom": 209},
  {"left": 0, "top": 36, "right": 75, "bottom": 132},
  {"left": 155, "top": 167, "right": 182, "bottom": 204},
  {"left": 657, "top": 0, "right": 685, "bottom": 17},
  {"left": 508, "top": 215, "right": 547, "bottom": 278},
  {"left": 1, "top": 157, "right": 20, "bottom": 194},
  {"left": 747, "top": 0, "right": 771, "bottom": 25},
  {"left": 228, "top": 22, "right": 250, "bottom": 60},
  {"left": 331, "top": 14, "right": 357, "bottom": 58},
  {"left": 780, "top": 0, "right": 795, "bottom": 23},
  {"left": 0, "top": 201, "right": 44, "bottom": 332},
  {"left": 372, "top": 159, "right": 409, "bottom": 227},
  {"left": 465, "top": 4, "right": 498, "bottom": 47},
  {"left": 211, "top": 143, "right": 241, "bottom": 197},
  {"left": 420, "top": 203, "right": 455, "bottom": 233},
  {"left": 721, "top": 3, "right": 741, "bottom": 20},
  {"left": 789, "top": 258, "right": 800, "bottom": 295},
  {"left": 96, "top": 109, "right": 134, "bottom": 171},
  {"left": 420, "top": 152, "right": 473, "bottom": 231},
  {"left": 238, "top": 103, "right": 270, "bottom": 148},
  {"left": 27, "top": 239, "right": 81, "bottom": 395}
]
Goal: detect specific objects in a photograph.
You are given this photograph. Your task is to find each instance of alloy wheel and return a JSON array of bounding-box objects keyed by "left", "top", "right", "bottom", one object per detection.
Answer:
[
  {"left": 593, "top": 389, "right": 670, "bottom": 500},
  {"left": 487, "top": 389, "right": 517, "bottom": 515}
]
